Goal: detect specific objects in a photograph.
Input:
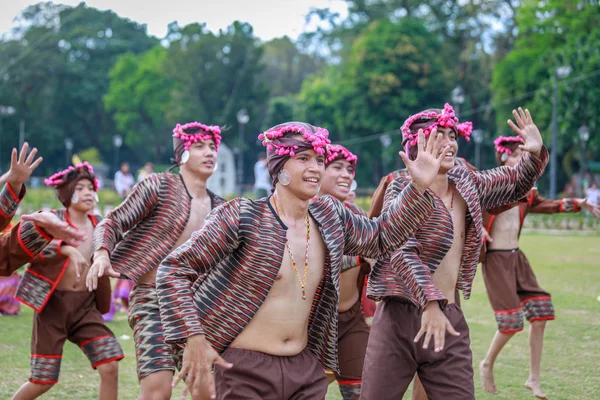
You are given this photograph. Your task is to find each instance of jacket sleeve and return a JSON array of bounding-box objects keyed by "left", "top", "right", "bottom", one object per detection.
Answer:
[
  {"left": 527, "top": 189, "right": 580, "bottom": 214},
  {"left": 0, "top": 220, "right": 52, "bottom": 276},
  {"left": 0, "top": 183, "right": 25, "bottom": 232},
  {"left": 93, "top": 173, "right": 161, "bottom": 255},
  {"left": 474, "top": 147, "right": 549, "bottom": 211},
  {"left": 336, "top": 181, "right": 435, "bottom": 260},
  {"left": 156, "top": 199, "right": 241, "bottom": 345}
]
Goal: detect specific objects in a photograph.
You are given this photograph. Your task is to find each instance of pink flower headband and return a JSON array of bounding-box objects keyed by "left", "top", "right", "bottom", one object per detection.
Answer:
[
  {"left": 494, "top": 135, "right": 524, "bottom": 154},
  {"left": 401, "top": 103, "right": 473, "bottom": 147},
  {"left": 172, "top": 122, "right": 222, "bottom": 152},
  {"left": 258, "top": 123, "right": 331, "bottom": 157},
  {"left": 44, "top": 162, "right": 99, "bottom": 191},
  {"left": 326, "top": 145, "right": 358, "bottom": 166}
]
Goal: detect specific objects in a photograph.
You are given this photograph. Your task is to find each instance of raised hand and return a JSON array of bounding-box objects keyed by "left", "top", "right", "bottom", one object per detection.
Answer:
[
  {"left": 86, "top": 249, "right": 120, "bottom": 291},
  {"left": 399, "top": 128, "right": 450, "bottom": 194},
  {"left": 173, "top": 335, "right": 233, "bottom": 400},
  {"left": 21, "top": 211, "right": 86, "bottom": 247},
  {"left": 579, "top": 198, "right": 600, "bottom": 218},
  {"left": 0, "top": 143, "right": 43, "bottom": 189},
  {"left": 507, "top": 108, "right": 543, "bottom": 157}
]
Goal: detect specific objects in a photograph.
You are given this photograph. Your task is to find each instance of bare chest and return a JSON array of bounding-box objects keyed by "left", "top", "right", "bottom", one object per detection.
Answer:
[
  {"left": 73, "top": 220, "right": 95, "bottom": 260},
  {"left": 490, "top": 207, "right": 521, "bottom": 240},
  {"left": 174, "top": 197, "right": 212, "bottom": 248}
]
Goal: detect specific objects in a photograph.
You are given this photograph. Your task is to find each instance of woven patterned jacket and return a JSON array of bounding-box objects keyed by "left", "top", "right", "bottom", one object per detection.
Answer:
[
  {"left": 483, "top": 188, "right": 581, "bottom": 242},
  {"left": 93, "top": 173, "right": 226, "bottom": 282},
  {"left": 367, "top": 147, "right": 549, "bottom": 308},
  {"left": 15, "top": 209, "right": 111, "bottom": 314},
  {"left": 1, "top": 184, "right": 54, "bottom": 276},
  {"left": 157, "top": 184, "right": 436, "bottom": 372}
]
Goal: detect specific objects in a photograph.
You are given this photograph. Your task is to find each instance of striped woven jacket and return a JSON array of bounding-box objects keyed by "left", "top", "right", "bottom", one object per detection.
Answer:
[
  {"left": 157, "top": 183, "right": 435, "bottom": 371},
  {"left": 1, "top": 184, "right": 54, "bottom": 276},
  {"left": 367, "top": 147, "right": 549, "bottom": 307},
  {"left": 14, "top": 210, "right": 112, "bottom": 313},
  {"left": 93, "top": 173, "right": 225, "bottom": 282}
]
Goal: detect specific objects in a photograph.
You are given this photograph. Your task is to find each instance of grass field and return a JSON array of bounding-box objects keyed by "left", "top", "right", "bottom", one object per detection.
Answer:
[{"left": 0, "top": 234, "right": 598, "bottom": 399}]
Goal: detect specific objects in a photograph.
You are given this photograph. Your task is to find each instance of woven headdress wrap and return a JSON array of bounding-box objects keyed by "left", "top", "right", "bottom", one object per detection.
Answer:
[
  {"left": 325, "top": 144, "right": 357, "bottom": 175},
  {"left": 258, "top": 122, "right": 331, "bottom": 186},
  {"left": 401, "top": 103, "right": 473, "bottom": 160},
  {"left": 44, "top": 162, "right": 98, "bottom": 207},
  {"left": 494, "top": 135, "right": 524, "bottom": 164},
  {"left": 172, "top": 121, "right": 222, "bottom": 164}
]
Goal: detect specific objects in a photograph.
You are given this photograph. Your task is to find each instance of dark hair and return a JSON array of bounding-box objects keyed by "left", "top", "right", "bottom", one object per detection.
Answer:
[{"left": 495, "top": 142, "right": 521, "bottom": 165}]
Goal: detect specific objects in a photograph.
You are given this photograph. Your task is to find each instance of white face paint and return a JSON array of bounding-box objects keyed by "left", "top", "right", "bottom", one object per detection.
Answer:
[{"left": 71, "top": 193, "right": 79, "bottom": 204}]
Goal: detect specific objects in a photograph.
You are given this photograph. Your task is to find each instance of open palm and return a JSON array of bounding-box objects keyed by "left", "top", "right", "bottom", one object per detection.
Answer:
[
  {"left": 399, "top": 129, "right": 450, "bottom": 193},
  {"left": 0, "top": 143, "right": 43, "bottom": 186},
  {"left": 507, "top": 107, "right": 543, "bottom": 156}
]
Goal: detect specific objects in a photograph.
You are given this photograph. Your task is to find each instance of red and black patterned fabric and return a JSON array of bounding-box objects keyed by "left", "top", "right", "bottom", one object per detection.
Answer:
[
  {"left": 93, "top": 173, "right": 225, "bottom": 282},
  {"left": 157, "top": 184, "right": 435, "bottom": 372},
  {"left": 367, "top": 147, "right": 549, "bottom": 308}
]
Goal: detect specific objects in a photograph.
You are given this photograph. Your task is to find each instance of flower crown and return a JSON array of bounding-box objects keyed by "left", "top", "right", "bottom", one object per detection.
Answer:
[
  {"left": 494, "top": 135, "right": 524, "bottom": 154},
  {"left": 44, "top": 162, "right": 99, "bottom": 191},
  {"left": 401, "top": 103, "right": 473, "bottom": 147},
  {"left": 173, "top": 122, "right": 222, "bottom": 152},
  {"left": 326, "top": 144, "right": 358, "bottom": 166},
  {"left": 258, "top": 123, "right": 331, "bottom": 157}
]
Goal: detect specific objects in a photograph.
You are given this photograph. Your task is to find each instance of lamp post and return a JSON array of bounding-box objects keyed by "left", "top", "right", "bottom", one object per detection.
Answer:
[
  {"left": 236, "top": 109, "right": 249, "bottom": 196},
  {"left": 578, "top": 125, "right": 590, "bottom": 196},
  {"left": 451, "top": 86, "right": 465, "bottom": 117},
  {"left": 113, "top": 134, "right": 123, "bottom": 175},
  {"left": 550, "top": 65, "right": 572, "bottom": 199},
  {"left": 380, "top": 133, "right": 392, "bottom": 174},
  {"left": 472, "top": 129, "right": 483, "bottom": 170},
  {"left": 0, "top": 106, "right": 16, "bottom": 172},
  {"left": 64, "top": 138, "right": 73, "bottom": 166}
]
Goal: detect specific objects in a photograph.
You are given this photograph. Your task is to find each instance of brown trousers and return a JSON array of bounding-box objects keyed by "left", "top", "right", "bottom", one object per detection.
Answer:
[
  {"left": 336, "top": 299, "right": 370, "bottom": 381},
  {"left": 361, "top": 299, "right": 474, "bottom": 400},
  {"left": 214, "top": 347, "right": 328, "bottom": 399}
]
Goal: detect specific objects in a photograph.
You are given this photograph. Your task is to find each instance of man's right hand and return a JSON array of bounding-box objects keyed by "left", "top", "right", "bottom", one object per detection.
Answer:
[
  {"left": 414, "top": 301, "right": 460, "bottom": 352},
  {"left": 174, "top": 335, "right": 232, "bottom": 400},
  {"left": 86, "top": 250, "right": 120, "bottom": 291},
  {"left": 21, "top": 212, "right": 85, "bottom": 246}
]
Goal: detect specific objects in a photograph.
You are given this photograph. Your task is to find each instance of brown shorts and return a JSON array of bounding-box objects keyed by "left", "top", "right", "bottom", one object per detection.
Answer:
[
  {"left": 483, "top": 249, "right": 554, "bottom": 334},
  {"left": 337, "top": 299, "right": 369, "bottom": 382},
  {"left": 128, "top": 282, "right": 181, "bottom": 380},
  {"left": 214, "top": 347, "right": 328, "bottom": 400},
  {"left": 30, "top": 290, "right": 124, "bottom": 385},
  {"left": 361, "top": 299, "right": 474, "bottom": 400}
]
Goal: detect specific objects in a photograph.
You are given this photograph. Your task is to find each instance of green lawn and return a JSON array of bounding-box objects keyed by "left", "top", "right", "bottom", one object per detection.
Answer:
[{"left": 0, "top": 234, "right": 598, "bottom": 399}]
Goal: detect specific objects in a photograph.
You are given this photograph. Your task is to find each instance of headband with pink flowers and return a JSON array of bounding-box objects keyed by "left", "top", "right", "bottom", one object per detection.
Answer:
[
  {"left": 494, "top": 135, "right": 524, "bottom": 154},
  {"left": 44, "top": 162, "right": 99, "bottom": 191},
  {"left": 258, "top": 123, "right": 331, "bottom": 157},
  {"left": 326, "top": 145, "right": 358, "bottom": 166},
  {"left": 173, "top": 122, "right": 222, "bottom": 152},
  {"left": 401, "top": 103, "right": 473, "bottom": 147}
]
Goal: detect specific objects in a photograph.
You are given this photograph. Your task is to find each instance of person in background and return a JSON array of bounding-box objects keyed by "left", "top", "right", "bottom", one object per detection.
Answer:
[
  {"left": 114, "top": 162, "right": 134, "bottom": 200},
  {"left": 137, "top": 162, "right": 155, "bottom": 183},
  {"left": 253, "top": 154, "right": 271, "bottom": 199}
]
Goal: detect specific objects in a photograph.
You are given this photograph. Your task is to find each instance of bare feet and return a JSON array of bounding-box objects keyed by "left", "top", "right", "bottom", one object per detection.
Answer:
[
  {"left": 479, "top": 360, "right": 497, "bottom": 395},
  {"left": 525, "top": 379, "right": 548, "bottom": 399}
]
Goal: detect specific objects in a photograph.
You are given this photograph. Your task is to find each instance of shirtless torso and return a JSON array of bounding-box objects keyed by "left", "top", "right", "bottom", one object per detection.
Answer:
[{"left": 231, "top": 199, "right": 326, "bottom": 356}]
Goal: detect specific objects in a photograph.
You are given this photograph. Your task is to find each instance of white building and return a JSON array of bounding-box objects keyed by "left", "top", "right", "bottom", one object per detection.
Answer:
[{"left": 207, "top": 143, "right": 236, "bottom": 198}]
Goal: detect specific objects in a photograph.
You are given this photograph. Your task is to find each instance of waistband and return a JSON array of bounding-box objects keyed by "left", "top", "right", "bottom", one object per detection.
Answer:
[{"left": 486, "top": 247, "right": 519, "bottom": 254}]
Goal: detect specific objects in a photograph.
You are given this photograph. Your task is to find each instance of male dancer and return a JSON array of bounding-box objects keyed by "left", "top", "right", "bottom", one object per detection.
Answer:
[
  {"left": 12, "top": 162, "right": 123, "bottom": 400},
  {"left": 361, "top": 105, "right": 548, "bottom": 399},
  {"left": 87, "top": 121, "right": 225, "bottom": 400},
  {"left": 156, "top": 121, "right": 447, "bottom": 400},
  {"left": 479, "top": 135, "right": 600, "bottom": 399},
  {"left": 319, "top": 144, "right": 373, "bottom": 399},
  {"left": 1, "top": 144, "right": 85, "bottom": 276}
]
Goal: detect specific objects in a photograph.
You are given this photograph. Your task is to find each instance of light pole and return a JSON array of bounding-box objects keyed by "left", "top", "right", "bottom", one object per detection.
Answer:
[
  {"left": 380, "top": 133, "right": 392, "bottom": 174},
  {"left": 0, "top": 106, "right": 16, "bottom": 172},
  {"left": 236, "top": 109, "right": 249, "bottom": 196},
  {"left": 550, "top": 65, "right": 572, "bottom": 199},
  {"left": 64, "top": 138, "right": 74, "bottom": 166},
  {"left": 578, "top": 125, "right": 590, "bottom": 196},
  {"left": 113, "top": 134, "right": 123, "bottom": 176},
  {"left": 451, "top": 86, "right": 465, "bottom": 117},
  {"left": 472, "top": 129, "right": 483, "bottom": 170}
]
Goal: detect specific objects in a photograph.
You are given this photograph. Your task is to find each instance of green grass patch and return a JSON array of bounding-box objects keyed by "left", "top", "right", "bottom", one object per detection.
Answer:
[{"left": 0, "top": 234, "right": 598, "bottom": 399}]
